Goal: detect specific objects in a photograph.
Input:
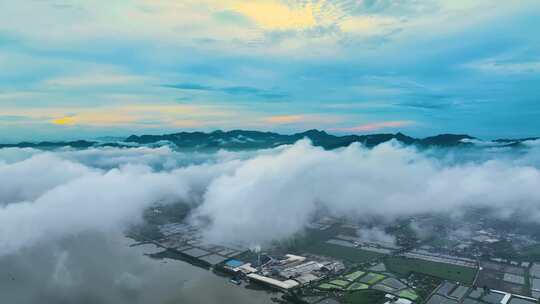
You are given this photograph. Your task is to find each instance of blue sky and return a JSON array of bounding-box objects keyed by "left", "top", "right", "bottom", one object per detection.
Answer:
[{"left": 1, "top": 0, "right": 539, "bottom": 142}]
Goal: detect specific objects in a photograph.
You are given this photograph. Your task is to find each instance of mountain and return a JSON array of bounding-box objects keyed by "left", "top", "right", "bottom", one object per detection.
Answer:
[
  {"left": 0, "top": 130, "right": 536, "bottom": 151},
  {"left": 124, "top": 129, "right": 417, "bottom": 150},
  {"left": 419, "top": 134, "right": 475, "bottom": 146},
  {"left": 493, "top": 137, "right": 540, "bottom": 143},
  {"left": 123, "top": 129, "right": 474, "bottom": 150}
]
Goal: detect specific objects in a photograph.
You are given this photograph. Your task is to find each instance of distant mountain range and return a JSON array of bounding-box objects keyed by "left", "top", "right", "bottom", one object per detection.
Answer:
[{"left": 0, "top": 130, "right": 537, "bottom": 150}]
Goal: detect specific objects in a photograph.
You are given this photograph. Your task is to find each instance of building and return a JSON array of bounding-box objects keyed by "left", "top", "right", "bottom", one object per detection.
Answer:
[{"left": 247, "top": 273, "right": 299, "bottom": 290}]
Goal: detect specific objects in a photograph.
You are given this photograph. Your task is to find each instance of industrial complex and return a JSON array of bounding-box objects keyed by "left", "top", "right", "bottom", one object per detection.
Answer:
[{"left": 128, "top": 209, "right": 540, "bottom": 304}]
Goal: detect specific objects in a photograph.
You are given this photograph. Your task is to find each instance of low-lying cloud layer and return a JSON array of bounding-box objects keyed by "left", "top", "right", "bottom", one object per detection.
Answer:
[
  {"left": 1, "top": 140, "right": 540, "bottom": 255},
  {"left": 194, "top": 140, "right": 540, "bottom": 245}
]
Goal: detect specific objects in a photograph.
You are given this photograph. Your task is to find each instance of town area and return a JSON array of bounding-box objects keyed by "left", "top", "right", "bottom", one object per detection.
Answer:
[{"left": 128, "top": 206, "right": 540, "bottom": 304}]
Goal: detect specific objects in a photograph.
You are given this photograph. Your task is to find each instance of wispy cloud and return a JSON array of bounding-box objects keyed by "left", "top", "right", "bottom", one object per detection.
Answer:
[
  {"left": 232, "top": 1, "right": 317, "bottom": 30},
  {"left": 45, "top": 72, "right": 150, "bottom": 87},
  {"left": 262, "top": 114, "right": 343, "bottom": 127},
  {"left": 263, "top": 115, "right": 305, "bottom": 124},
  {"left": 3, "top": 104, "right": 233, "bottom": 129},
  {"left": 331, "top": 120, "right": 416, "bottom": 132},
  {"left": 463, "top": 58, "right": 540, "bottom": 74},
  {"left": 162, "top": 82, "right": 287, "bottom": 100}
]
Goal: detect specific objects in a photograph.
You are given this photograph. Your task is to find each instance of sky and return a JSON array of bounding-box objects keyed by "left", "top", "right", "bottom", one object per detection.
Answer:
[{"left": 1, "top": 0, "right": 539, "bottom": 142}]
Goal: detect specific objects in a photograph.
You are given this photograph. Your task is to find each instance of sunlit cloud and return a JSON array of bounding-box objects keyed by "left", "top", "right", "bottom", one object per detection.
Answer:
[
  {"left": 233, "top": 1, "right": 317, "bottom": 30},
  {"left": 262, "top": 114, "right": 343, "bottom": 126},
  {"left": 262, "top": 115, "right": 305, "bottom": 124},
  {"left": 51, "top": 116, "right": 77, "bottom": 126},
  {"left": 3, "top": 104, "right": 235, "bottom": 129},
  {"left": 340, "top": 15, "right": 398, "bottom": 34},
  {"left": 331, "top": 120, "right": 416, "bottom": 132}
]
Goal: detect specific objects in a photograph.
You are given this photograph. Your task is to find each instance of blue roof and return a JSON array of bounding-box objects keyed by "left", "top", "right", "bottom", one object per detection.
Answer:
[{"left": 225, "top": 259, "right": 244, "bottom": 268}]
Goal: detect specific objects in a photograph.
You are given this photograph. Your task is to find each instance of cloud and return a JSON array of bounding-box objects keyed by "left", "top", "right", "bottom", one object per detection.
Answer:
[
  {"left": 263, "top": 115, "right": 305, "bottom": 124},
  {"left": 0, "top": 163, "right": 185, "bottom": 255},
  {"left": 331, "top": 120, "right": 415, "bottom": 132},
  {"left": 162, "top": 83, "right": 214, "bottom": 91},
  {"left": 48, "top": 112, "right": 138, "bottom": 127},
  {"left": 232, "top": 1, "right": 317, "bottom": 30},
  {"left": 1, "top": 139, "right": 540, "bottom": 303},
  {"left": 191, "top": 139, "right": 540, "bottom": 245},
  {"left": 2, "top": 135, "right": 540, "bottom": 256},
  {"left": 0, "top": 115, "right": 32, "bottom": 123},
  {"left": 0, "top": 153, "right": 90, "bottom": 204},
  {"left": 340, "top": 15, "right": 398, "bottom": 34},
  {"left": 1, "top": 1, "right": 540, "bottom": 141},
  {"left": 162, "top": 82, "right": 287, "bottom": 100},
  {"left": 1, "top": 104, "right": 235, "bottom": 129},
  {"left": 45, "top": 72, "right": 149, "bottom": 87},
  {"left": 358, "top": 227, "right": 396, "bottom": 245},
  {"left": 463, "top": 58, "right": 540, "bottom": 74},
  {"left": 1, "top": 144, "right": 299, "bottom": 255},
  {"left": 0, "top": 230, "right": 279, "bottom": 304},
  {"left": 261, "top": 114, "right": 343, "bottom": 126},
  {"left": 51, "top": 116, "right": 77, "bottom": 125}
]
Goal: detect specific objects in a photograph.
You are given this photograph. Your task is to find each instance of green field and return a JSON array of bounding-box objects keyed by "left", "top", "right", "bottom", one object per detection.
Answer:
[
  {"left": 317, "top": 283, "right": 342, "bottom": 290},
  {"left": 359, "top": 272, "right": 386, "bottom": 285},
  {"left": 341, "top": 290, "right": 386, "bottom": 304},
  {"left": 347, "top": 282, "right": 369, "bottom": 291},
  {"left": 330, "top": 279, "right": 351, "bottom": 287},
  {"left": 520, "top": 244, "right": 540, "bottom": 262},
  {"left": 384, "top": 257, "right": 477, "bottom": 284},
  {"left": 305, "top": 242, "right": 384, "bottom": 263},
  {"left": 344, "top": 271, "right": 366, "bottom": 281},
  {"left": 373, "top": 284, "right": 395, "bottom": 293},
  {"left": 398, "top": 289, "right": 419, "bottom": 301},
  {"left": 291, "top": 225, "right": 385, "bottom": 264}
]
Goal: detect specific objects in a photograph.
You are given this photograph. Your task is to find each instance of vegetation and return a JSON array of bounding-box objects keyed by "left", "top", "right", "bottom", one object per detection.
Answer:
[
  {"left": 127, "top": 223, "right": 162, "bottom": 241},
  {"left": 398, "top": 289, "right": 419, "bottom": 301},
  {"left": 341, "top": 290, "right": 386, "bottom": 304},
  {"left": 361, "top": 273, "right": 386, "bottom": 285},
  {"left": 384, "top": 257, "right": 476, "bottom": 284},
  {"left": 329, "top": 279, "right": 350, "bottom": 287},
  {"left": 305, "top": 242, "right": 383, "bottom": 264},
  {"left": 344, "top": 271, "right": 366, "bottom": 281},
  {"left": 143, "top": 203, "right": 190, "bottom": 225},
  {"left": 406, "top": 273, "right": 442, "bottom": 301},
  {"left": 346, "top": 282, "right": 369, "bottom": 291},
  {"left": 317, "top": 283, "right": 342, "bottom": 290},
  {"left": 520, "top": 244, "right": 540, "bottom": 262}
]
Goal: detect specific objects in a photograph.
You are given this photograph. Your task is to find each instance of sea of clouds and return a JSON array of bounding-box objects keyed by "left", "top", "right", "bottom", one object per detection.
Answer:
[{"left": 1, "top": 139, "right": 540, "bottom": 256}]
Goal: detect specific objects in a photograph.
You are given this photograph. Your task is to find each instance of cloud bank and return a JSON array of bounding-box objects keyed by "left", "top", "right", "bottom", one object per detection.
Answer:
[
  {"left": 194, "top": 140, "right": 540, "bottom": 245},
  {"left": 1, "top": 140, "right": 540, "bottom": 255}
]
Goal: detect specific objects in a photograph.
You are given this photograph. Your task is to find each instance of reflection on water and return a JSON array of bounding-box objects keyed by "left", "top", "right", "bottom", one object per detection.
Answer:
[{"left": 0, "top": 232, "right": 277, "bottom": 304}]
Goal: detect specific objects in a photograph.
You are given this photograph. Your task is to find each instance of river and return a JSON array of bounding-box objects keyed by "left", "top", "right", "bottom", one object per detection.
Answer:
[{"left": 0, "top": 232, "right": 278, "bottom": 304}]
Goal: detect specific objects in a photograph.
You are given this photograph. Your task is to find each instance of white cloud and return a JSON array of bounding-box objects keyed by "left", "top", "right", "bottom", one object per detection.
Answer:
[
  {"left": 193, "top": 139, "right": 540, "bottom": 245},
  {"left": 358, "top": 227, "right": 396, "bottom": 245},
  {"left": 1, "top": 140, "right": 540, "bottom": 255},
  {"left": 2, "top": 0, "right": 537, "bottom": 57},
  {"left": 464, "top": 58, "right": 540, "bottom": 74},
  {"left": 45, "top": 72, "right": 150, "bottom": 87}
]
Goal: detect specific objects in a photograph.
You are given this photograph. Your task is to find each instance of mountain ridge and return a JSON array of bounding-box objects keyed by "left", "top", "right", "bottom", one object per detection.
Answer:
[{"left": 0, "top": 129, "right": 537, "bottom": 150}]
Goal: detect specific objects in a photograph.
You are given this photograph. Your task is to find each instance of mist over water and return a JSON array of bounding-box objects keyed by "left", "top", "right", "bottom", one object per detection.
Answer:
[
  {"left": 0, "top": 232, "right": 276, "bottom": 304},
  {"left": 1, "top": 139, "right": 540, "bottom": 302}
]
